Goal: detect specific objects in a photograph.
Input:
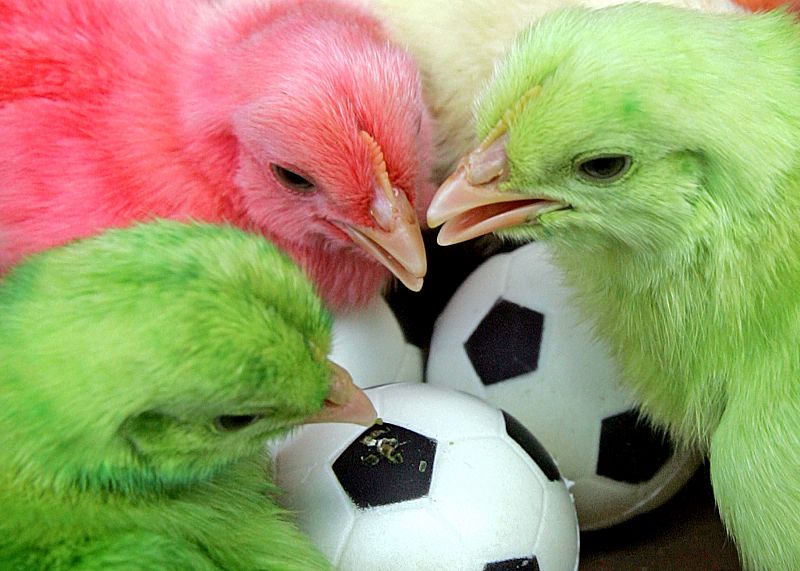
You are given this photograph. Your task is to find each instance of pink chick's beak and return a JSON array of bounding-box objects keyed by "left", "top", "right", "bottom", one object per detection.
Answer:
[
  {"left": 304, "top": 360, "right": 377, "bottom": 426},
  {"left": 427, "top": 133, "right": 567, "bottom": 246},
  {"left": 334, "top": 131, "right": 426, "bottom": 292}
]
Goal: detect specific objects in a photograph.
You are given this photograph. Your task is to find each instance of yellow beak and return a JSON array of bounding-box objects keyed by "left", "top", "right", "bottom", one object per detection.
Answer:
[
  {"left": 305, "top": 360, "right": 377, "bottom": 426},
  {"left": 427, "top": 124, "right": 566, "bottom": 246},
  {"left": 335, "top": 131, "right": 427, "bottom": 292},
  {"left": 337, "top": 184, "right": 427, "bottom": 292}
]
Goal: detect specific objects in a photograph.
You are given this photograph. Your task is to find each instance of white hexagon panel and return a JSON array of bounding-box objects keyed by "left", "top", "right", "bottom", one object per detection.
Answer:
[{"left": 331, "top": 295, "right": 423, "bottom": 388}]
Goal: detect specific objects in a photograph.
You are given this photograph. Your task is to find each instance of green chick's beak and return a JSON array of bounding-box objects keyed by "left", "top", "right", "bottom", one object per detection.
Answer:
[
  {"left": 333, "top": 131, "right": 427, "bottom": 292},
  {"left": 304, "top": 360, "right": 377, "bottom": 426},
  {"left": 427, "top": 119, "right": 567, "bottom": 246}
]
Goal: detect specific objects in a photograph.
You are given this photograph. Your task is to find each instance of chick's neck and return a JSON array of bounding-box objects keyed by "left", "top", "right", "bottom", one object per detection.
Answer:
[{"left": 551, "top": 159, "right": 800, "bottom": 448}]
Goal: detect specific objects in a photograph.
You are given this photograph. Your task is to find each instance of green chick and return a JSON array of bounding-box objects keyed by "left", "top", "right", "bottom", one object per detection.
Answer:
[
  {"left": 427, "top": 5, "right": 800, "bottom": 570},
  {"left": 0, "top": 220, "right": 376, "bottom": 570}
]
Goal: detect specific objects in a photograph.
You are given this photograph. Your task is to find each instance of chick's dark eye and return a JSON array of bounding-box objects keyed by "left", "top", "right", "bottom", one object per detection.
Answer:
[
  {"left": 576, "top": 155, "right": 632, "bottom": 182},
  {"left": 214, "top": 414, "right": 264, "bottom": 432},
  {"left": 270, "top": 164, "right": 315, "bottom": 192}
]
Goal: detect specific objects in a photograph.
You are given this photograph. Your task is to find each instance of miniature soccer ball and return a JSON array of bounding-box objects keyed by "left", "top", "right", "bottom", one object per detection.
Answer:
[
  {"left": 331, "top": 295, "right": 423, "bottom": 388},
  {"left": 273, "top": 383, "right": 580, "bottom": 570},
  {"left": 425, "top": 242, "right": 702, "bottom": 530}
]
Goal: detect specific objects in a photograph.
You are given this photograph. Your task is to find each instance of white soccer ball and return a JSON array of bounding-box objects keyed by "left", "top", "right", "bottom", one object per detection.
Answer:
[
  {"left": 331, "top": 295, "right": 423, "bottom": 388},
  {"left": 273, "top": 383, "right": 579, "bottom": 571},
  {"left": 426, "top": 241, "right": 702, "bottom": 530}
]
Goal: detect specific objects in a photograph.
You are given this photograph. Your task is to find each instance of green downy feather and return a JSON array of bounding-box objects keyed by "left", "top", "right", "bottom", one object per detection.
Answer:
[
  {"left": 464, "top": 5, "right": 800, "bottom": 570},
  {"left": 0, "top": 220, "right": 335, "bottom": 570}
]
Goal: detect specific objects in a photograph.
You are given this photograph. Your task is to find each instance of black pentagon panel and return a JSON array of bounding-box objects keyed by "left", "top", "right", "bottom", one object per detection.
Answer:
[
  {"left": 503, "top": 411, "right": 560, "bottom": 482},
  {"left": 465, "top": 298, "right": 545, "bottom": 385},
  {"left": 484, "top": 556, "right": 540, "bottom": 570},
  {"left": 333, "top": 422, "right": 437, "bottom": 509},
  {"left": 596, "top": 409, "right": 674, "bottom": 484}
]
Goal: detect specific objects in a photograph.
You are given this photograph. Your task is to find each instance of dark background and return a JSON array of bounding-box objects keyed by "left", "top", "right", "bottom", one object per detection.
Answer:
[{"left": 580, "top": 463, "right": 741, "bottom": 570}]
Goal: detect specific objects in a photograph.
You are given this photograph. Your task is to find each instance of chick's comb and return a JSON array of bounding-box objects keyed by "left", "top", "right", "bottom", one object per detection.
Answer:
[
  {"left": 359, "top": 130, "right": 392, "bottom": 198},
  {"left": 482, "top": 84, "right": 542, "bottom": 149}
]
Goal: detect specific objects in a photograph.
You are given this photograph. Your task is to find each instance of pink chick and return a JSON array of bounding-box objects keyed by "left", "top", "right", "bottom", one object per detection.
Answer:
[{"left": 0, "top": 0, "right": 434, "bottom": 310}]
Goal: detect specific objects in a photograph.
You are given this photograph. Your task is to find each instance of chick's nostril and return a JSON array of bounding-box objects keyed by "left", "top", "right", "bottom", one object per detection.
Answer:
[
  {"left": 467, "top": 134, "right": 509, "bottom": 186},
  {"left": 370, "top": 190, "right": 396, "bottom": 231}
]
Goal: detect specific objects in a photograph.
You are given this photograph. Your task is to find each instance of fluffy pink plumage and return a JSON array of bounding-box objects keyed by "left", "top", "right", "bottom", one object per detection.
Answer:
[{"left": 0, "top": 0, "right": 435, "bottom": 310}]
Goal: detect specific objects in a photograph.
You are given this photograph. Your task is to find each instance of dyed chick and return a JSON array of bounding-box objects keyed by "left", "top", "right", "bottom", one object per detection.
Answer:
[
  {"left": 368, "top": 0, "right": 742, "bottom": 184},
  {"left": 428, "top": 5, "right": 800, "bottom": 570},
  {"left": 732, "top": 0, "right": 799, "bottom": 12},
  {"left": 0, "top": 0, "right": 434, "bottom": 310},
  {"left": 0, "top": 220, "right": 376, "bottom": 570}
]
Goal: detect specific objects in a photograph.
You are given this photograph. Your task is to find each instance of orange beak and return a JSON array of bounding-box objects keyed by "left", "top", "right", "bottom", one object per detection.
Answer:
[
  {"left": 304, "top": 360, "right": 377, "bottom": 426},
  {"left": 334, "top": 131, "right": 426, "bottom": 292},
  {"left": 427, "top": 125, "right": 567, "bottom": 246}
]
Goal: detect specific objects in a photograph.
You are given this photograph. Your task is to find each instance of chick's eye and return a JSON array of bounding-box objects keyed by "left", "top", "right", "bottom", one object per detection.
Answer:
[
  {"left": 576, "top": 155, "right": 632, "bottom": 182},
  {"left": 213, "top": 414, "right": 264, "bottom": 432},
  {"left": 270, "top": 164, "right": 316, "bottom": 192}
]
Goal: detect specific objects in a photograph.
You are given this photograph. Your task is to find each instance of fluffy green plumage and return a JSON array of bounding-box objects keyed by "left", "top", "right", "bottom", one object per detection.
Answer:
[
  {"left": 369, "top": 0, "right": 741, "bottom": 183},
  {"left": 0, "top": 220, "right": 336, "bottom": 570},
  {"left": 432, "top": 5, "right": 800, "bottom": 570}
]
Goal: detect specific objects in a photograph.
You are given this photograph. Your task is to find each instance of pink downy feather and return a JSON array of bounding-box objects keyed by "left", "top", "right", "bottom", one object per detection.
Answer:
[{"left": 0, "top": 0, "right": 435, "bottom": 310}]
